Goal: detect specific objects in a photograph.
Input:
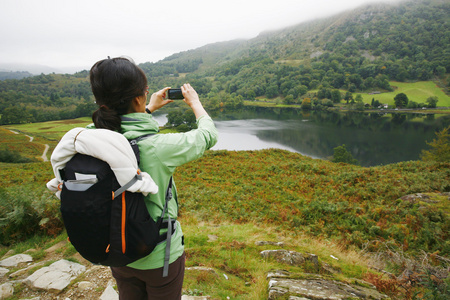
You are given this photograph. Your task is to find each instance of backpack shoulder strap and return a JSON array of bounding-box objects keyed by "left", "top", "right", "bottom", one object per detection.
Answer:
[
  {"left": 112, "top": 134, "right": 155, "bottom": 198},
  {"left": 161, "top": 176, "right": 173, "bottom": 277},
  {"left": 128, "top": 133, "right": 174, "bottom": 277}
]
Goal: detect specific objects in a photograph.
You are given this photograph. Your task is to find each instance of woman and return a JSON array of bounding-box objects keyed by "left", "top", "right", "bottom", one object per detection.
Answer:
[{"left": 89, "top": 56, "right": 218, "bottom": 299}]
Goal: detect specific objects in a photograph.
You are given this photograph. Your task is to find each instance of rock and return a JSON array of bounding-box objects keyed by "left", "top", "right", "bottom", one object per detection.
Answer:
[
  {"left": 260, "top": 250, "right": 305, "bottom": 266},
  {"left": 0, "top": 283, "right": 14, "bottom": 300},
  {"left": 186, "top": 266, "right": 218, "bottom": 275},
  {"left": 44, "top": 241, "right": 67, "bottom": 253},
  {"left": 267, "top": 278, "right": 389, "bottom": 300},
  {"left": 306, "top": 254, "right": 320, "bottom": 273},
  {"left": 0, "top": 268, "right": 8, "bottom": 277},
  {"left": 1, "top": 250, "right": 14, "bottom": 260},
  {"left": 268, "top": 284, "right": 289, "bottom": 299},
  {"left": 256, "top": 241, "right": 285, "bottom": 247},
  {"left": 9, "top": 261, "right": 46, "bottom": 278},
  {"left": 0, "top": 254, "right": 33, "bottom": 267},
  {"left": 267, "top": 270, "right": 291, "bottom": 279},
  {"left": 25, "top": 259, "right": 86, "bottom": 293},
  {"left": 321, "top": 262, "right": 342, "bottom": 274},
  {"left": 181, "top": 296, "right": 210, "bottom": 300},
  {"left": 77, "top": 281, "right": 96, "bottom": 292},
  {"left": 100, "top": 281, "right": 118, "bottom": 300},
  {"left": 207, "top": 235, "right": 218, "bottom": 242}
]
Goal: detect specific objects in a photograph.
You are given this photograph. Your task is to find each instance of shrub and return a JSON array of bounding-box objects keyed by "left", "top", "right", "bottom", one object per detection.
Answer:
[
  {"left": 0, "top": 187, "right": 40, "bottom": 245},
  {"left": 421, "top": 127, "right": 450, "bottom": 162},
  {"left": 0, "top": 148, "right": 35, "bottom": 163},
  {"left": 332, "top": 144, "right": 359, "bottom": 165},
  {"left": 0, "top": 187, "right": 63, "bottom": 246}
]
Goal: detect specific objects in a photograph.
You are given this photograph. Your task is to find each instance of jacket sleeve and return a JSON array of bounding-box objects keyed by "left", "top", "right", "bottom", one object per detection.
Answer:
[{"left": 151, "top": 115, "right": 218, "bottom": 170}]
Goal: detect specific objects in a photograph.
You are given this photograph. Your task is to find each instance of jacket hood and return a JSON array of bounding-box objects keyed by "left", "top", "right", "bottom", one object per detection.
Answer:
[{"left": 120, "top": 113, "right": 160, "bottom": 140}]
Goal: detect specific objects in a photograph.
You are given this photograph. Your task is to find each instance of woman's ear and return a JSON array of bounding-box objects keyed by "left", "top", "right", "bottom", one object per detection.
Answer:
[{"left": 129, "top": 95, "right": 146, "bottom": 113}]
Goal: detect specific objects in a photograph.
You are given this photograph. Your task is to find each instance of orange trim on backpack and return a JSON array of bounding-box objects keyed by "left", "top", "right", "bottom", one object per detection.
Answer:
[
  {"left": 121, "top": 193, "right": 126, "bottom": 254},
  {"left": 112, "top": 191, "right": 115, "bottom": 200},
  {"left": 58, "top": 183, "right": 63, "bottom": 191},
  {"left": 106, "top": 244, "right": 110, "bottom": 253}
]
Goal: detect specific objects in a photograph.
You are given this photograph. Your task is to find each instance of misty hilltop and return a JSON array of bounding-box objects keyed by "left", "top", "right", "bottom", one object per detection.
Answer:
[{"left": 144, "top": 0, "right": 450, "bottom": 73}]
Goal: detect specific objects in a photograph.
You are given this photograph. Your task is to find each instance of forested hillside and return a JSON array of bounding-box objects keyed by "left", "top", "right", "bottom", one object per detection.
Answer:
[
  {"left": 0, "top": 0, "right": 448, "bottom": 124},
  {"left": 0, "top": 71, "right": 33, "bottom": 80},
  {"left": 0, "top": 71, "right": 95, "bottom": 124},
  {"left": 143, "top": 0, "right": 449, "bottom": 104}
]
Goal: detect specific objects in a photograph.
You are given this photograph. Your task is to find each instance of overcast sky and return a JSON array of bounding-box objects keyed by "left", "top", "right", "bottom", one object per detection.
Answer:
[{"left": 0, "top": 0, "right": 399, "bottom": 73}]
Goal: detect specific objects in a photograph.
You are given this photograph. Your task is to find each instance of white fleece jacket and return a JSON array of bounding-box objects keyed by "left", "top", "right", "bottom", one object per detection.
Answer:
[{"left": 46, "top": 127, "right": 158, "bottom": 197}]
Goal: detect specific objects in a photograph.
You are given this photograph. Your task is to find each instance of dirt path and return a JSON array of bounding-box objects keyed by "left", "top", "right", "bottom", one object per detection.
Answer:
[
  {"left": 41, "top": 144, "right": 50, "bottom": 162},
  {"left": 9, "top": 129, "right": 49, "bottom": 162}
]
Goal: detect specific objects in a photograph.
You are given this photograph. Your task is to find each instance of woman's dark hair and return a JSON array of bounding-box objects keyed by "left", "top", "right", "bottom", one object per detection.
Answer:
[{"left": 90, "top": 57, "right": 147, "bottom": 131}]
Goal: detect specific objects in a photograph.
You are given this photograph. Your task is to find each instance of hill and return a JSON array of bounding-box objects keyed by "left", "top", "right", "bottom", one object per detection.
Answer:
[
  {"left": 0, "top": 0, "right": 449, "bottom": 125},
  {"left": 0, "top": 70, "right": 33, "bottom": 81},
  {"left": 141, "top": 0, "right": 449, "bottom": 99}
]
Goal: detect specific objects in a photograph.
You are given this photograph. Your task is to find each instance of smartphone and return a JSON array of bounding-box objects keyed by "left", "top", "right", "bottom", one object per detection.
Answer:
[{"left": 167, "top": 88, "right": 184, "bottom": 100}]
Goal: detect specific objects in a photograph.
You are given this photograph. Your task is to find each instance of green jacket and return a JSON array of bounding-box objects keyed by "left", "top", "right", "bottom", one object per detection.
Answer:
[{"left": 89, "top": 112, "right": 218, "bottom": 269}]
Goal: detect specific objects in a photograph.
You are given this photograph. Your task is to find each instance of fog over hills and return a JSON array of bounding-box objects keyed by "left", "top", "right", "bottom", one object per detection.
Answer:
[{"left": 0, "top": 63, "right": 80, "bottom": 75}]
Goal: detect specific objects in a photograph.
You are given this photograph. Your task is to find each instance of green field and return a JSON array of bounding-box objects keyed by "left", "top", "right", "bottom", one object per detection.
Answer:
[
  {"left": 249, "top": 80, "right": 450, "bottom": 109},
  {"left": 4, "top": 117, "right": 92, "bottom": 140},
  {"left": 361, "top": 81, "right": 450, "bottom": 107}
]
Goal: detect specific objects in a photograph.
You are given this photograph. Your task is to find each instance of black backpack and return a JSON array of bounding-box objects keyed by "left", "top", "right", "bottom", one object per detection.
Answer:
[{"left": 59, "top": 137, "right": 174, "bottom": 271}]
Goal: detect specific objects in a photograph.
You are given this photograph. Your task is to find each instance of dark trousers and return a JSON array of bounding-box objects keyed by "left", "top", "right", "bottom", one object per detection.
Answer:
[{"left": 111, "top": 252, "right": 185, "bottom": 300}]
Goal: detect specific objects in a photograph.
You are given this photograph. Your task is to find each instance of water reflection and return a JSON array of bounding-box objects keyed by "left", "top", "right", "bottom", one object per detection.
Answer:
[
  {"left": 155, "top": 108, "right": 450, "bottom": 167},
  {"left": 212, "top": 119, "right": 300, "bottom": 153}
]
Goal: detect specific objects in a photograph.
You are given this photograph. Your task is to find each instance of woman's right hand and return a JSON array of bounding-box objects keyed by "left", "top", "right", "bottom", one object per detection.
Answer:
[{"left": 181, "top": 83, "right": 208, "bottom": 118}]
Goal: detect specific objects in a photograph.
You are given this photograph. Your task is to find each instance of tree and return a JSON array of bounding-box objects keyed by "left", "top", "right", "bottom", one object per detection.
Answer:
[
  {"left": 284, "top": 95, "right": 295, "bottom": 105},
  {"left": 167, "top": 109, "right": 184, "bottom": 127},
  {"left": 394, "top": 93, "right": 409, "bottom": 108},
  {"left": 344, "top": 92, "right": 353, "bottom": 104},
  {"left": 355, "top": 94, "right": 363, "bottom": 103},
  {"left": 301, "top": 98, "right": 312, "bottom": 110},
  {"left": 331, "top": 89, "right": 342, "bottom": 103},
  {"left": 266, "top": 84, "right": 278, "bottom": 98},
  {"left": 332, "top": 144, "right": 359, "bottom": 165},
  {"left": 421, "top": 126, "right": 450, "bottom": 162},
  {"left": 0, "top": 106, "right": 33, "bottom": 124},
  {"left": 426, "top": 96, "right": 438, "bottom": 108}
]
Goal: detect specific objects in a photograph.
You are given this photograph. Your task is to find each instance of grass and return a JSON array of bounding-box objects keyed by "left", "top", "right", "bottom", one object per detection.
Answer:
[
  {"left": 3, "top": 117, "right": 92, "bottom": 141},
  {"left": 245, "top": 81, "right": 450, "bottom": 109},
  {"left": 361, "top": 81, "right": 450, "bottom": 106},
  {"left": 1, "top": 117, "right": 449, "bottom": 299},
  {"left": 2, "top": 215, "right": 371, "bottom": 299},
  {"left": 181, "top": 219, "right": 342, "bottom": 299}
]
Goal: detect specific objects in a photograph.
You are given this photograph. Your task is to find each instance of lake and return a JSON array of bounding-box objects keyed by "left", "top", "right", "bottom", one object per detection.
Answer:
[{"left": 153, "top": 107, "right": 450, "bottom": 167}]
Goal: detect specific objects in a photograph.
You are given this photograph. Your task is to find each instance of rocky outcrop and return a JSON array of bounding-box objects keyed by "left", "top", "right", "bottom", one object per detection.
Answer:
[
  {"left": 0, "top": 245, "right": 117, "bottom": 300},
  {"left": 1, "top": 240, "right": 389, "bottom": 299},
  {"left": 259, "top": 248, "right": 389, "bottom": 300},
  {"left": 0, "top": 254, "right": 33, "bottom": 267},
  {"left": 0, "top": 283, "right": 14, "bottom": 300},
  {"left": 24, "top": 259, "right": 86, "bottom": 293},
  {"left": 267, "top": 270, "right": 388, "bottom": 299},
  {"left": 0, "top": 250, "right": 220, "bottom": 300}
]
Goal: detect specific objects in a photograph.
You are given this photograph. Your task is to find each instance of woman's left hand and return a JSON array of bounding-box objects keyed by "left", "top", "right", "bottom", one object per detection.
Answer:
[{"left": 146, "top": 87, "right": 173, "bottom": 113}]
